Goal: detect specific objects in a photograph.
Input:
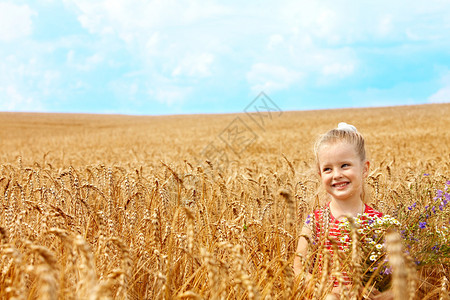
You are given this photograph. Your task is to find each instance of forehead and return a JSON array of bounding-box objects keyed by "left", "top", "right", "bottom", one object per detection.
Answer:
[{"left": 317, "top": 142, "right": 359, "bottom": 163}]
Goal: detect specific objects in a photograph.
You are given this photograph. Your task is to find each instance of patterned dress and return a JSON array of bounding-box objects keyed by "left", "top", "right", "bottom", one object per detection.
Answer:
[{"left": 304, "top": 202, "right": 383, "bottom": 286}]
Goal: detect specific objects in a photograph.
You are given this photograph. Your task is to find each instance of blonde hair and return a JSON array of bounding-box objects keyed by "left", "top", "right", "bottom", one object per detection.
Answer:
[{"left": 314, "top": 123, "right": 369, "bottom": 202}]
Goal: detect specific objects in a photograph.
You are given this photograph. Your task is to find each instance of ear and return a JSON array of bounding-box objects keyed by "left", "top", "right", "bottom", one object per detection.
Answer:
[{"left": 362, "top": 160, "right": 370, "bottom": 178}]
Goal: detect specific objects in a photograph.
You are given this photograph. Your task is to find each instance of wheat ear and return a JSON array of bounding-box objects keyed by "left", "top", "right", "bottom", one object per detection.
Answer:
[{"left": 386, "top": 230, "right": 408, "bottom": 300}]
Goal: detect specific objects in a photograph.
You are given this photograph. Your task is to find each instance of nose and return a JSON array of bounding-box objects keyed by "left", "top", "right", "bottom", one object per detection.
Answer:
[{"left": 332, "top": 168, "right": 343, "bottom": 179}]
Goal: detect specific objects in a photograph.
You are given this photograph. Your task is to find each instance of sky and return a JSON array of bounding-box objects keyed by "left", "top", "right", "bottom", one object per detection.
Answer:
[{"left": 0, "top": 0, "right": 450, "bottom": 115}]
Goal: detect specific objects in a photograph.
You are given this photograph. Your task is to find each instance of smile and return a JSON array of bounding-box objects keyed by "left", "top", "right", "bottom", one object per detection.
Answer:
[{"left": 333, "top": 182, "right": 349, "bottom": 188}]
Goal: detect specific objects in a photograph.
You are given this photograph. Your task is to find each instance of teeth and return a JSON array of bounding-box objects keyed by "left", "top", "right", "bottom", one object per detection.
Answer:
[{"left": 334, "top": 182, "right": 348, "bottom": 187}]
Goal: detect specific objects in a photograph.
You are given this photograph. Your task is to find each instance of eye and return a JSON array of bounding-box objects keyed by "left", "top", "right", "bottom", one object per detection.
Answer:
[
  {"left": 322, "top": 167, "right": 331, "bottom": 172},
  {"left": 342, "top": 163, "right": 350, "bottom": 168}
]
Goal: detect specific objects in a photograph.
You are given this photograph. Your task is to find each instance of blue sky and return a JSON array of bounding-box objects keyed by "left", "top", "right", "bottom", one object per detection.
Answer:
[{"left": 0, "top": 0, "right": 449, "bottom": 115}]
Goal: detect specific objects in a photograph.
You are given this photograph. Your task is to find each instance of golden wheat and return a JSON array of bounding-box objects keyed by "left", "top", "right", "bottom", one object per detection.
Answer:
[{"left": 0, "top": 104, "right": 448, "bottom": 299}]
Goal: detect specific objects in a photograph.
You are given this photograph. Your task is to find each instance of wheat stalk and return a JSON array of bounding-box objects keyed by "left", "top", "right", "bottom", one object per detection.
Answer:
[{"left": 386, "top": 230, "right": 409, "bottom": 300}]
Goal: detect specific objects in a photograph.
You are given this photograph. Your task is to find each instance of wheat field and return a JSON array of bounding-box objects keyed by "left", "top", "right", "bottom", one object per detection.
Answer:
[{"left": 0, "top": 103, "right": 449, "bottom": 299}]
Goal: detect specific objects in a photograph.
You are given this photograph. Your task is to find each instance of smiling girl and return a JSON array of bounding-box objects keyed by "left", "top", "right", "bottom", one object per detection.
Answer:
[{"left": 293, "top": 123, "right": 392, "bottom": 300}]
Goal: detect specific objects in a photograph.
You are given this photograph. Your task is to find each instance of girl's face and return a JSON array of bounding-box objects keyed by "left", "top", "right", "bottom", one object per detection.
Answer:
[{"left": 317, "top": 142, "right": 369, "bottom": 203}]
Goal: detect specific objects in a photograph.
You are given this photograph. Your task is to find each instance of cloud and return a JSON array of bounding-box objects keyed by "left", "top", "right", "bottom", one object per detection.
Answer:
[
  {"left": 322, "top": 62, "right": 355, "bottom": 77},
  {"left": 65, "top": 1, "right": 450, "bottom": 88},
  {"left": 281, "top": 0, "right": 450, "bottom": 45},
  {"left": 349, "top": 79, "right": 434, "bottom": 108},
  {"left": 428, "top": 87, "right": 450, "bottom": 103},
  {"left": 67, "top": 0, "right": 231, "bottom": 43},
  {"left": 281, "top": 36, "right": 358, "bottom": 85},
  {"left": 0, "top": 51, "right": 60, "bottom": 112},
  {"left": 67, "top": 50, "right": 104, "bottom": 71},
  {"left": 246, "top": 63, "right": 303, "bottom": 93},
  {"left": 267, "top": 34, "right": 284, "bottom": 50},
  {"left": 1, "top": 0, "right": 449, "bottom": 114},
  {"left": 0, "top": 3, "right": 35, "bottom": 42},
  {"left": 62, "top": 0, "right": 234, "bottom": 106},
  {"left": 172, "top": 53, "right": 214, "bottom": 78},
  {"left": 149, "top": 85, "right": 192, "bottom": 107},
  {"left": 428, "top": 70, "right": 450, "bottom": 103},
  {"left": 0, "top": 85, "right": 44, "bottom": 112},
  {"left": 154, "top": 89, "right": 185, "bottom": 106},
  {"left": 377, "top": 15, "right": 393, "bottom": 37}
]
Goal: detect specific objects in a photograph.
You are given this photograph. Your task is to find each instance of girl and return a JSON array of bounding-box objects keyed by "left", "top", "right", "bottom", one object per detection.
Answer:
[{"left": 293, "top": 122, "right": 392, "bottom": 300}]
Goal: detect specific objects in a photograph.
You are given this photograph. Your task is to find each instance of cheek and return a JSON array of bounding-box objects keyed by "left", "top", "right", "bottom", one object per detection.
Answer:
[{"left": 321, "top": 173, "right": 331, "bottom": 183}]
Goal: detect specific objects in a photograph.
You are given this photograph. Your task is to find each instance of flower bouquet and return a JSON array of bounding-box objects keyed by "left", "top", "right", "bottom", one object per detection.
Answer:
[{"left": 338, "top": 213, "right": 401, "bottom": 291}]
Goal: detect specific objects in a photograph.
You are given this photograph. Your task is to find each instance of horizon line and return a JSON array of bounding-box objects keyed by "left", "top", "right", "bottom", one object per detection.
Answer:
[{"left": 0, "top": 102, "right": 448, "bottom": 118}]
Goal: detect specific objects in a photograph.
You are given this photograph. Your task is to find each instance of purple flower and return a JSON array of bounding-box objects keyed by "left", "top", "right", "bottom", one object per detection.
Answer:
[
  {"left": 439, "top": 204, "right": 444, "bottom": 211},
  {"left": 423, "top": 173, "right": 430, "bottom": 176},
  {"left": 305, "top": 214, "right": 312, "bottom": 225},
  {"left": 383, "top": 267, "right": 392, "bottom": 275},
  {"left": 408, "top": 202, "right": 417, "bottom": 211},
  {"left": 437, "top": 190, "right": 443, "bottom": 198},
  {"left": 446, "top": 180, "right": 450, "bottom": 185},
  {"left": 445, "top": 193, "right": 450, "bottom": 201},
  {"left": 432, "top": 206, "right": 436, "bottom": 214},
  {"left": 425, "top": 205, "right": 429, "bottom": 210},
  {"left": 419, "top": 222, "right": 427, "bottom": 229}
]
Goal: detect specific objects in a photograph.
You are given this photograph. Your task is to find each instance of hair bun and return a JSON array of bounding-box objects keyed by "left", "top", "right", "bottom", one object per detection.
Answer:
[{"left": 337, "top": 122, "right": 357, "bottom": 132}]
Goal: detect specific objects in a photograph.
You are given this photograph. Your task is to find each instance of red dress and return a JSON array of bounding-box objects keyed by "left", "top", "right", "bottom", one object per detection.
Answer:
[{"left": 305, "top": 202, "right": 383, "bottom": 286}]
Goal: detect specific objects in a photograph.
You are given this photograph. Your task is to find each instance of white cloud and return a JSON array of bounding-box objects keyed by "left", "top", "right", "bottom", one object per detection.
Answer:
[
  {"left": 67, "top": 0, "right": 231, "bottom": 41},
  {"left": 109, "top": 78, "right": 139, "bottom": 103},
  {"left": 284, "top": 39, "right": 357, "bottom": 84},
  {"left": 428, "top": 70, "right": 450, "bottom": 103},
  {"left": 0, "top": 50, "right": 61, "bottom": 112},
  {"left": 67, "top": 50, "right": 104, "bottom": 71},
  {"left": 281, "top": 0, "right": 450, "bottom": 45},
  {"left": 322, "top": 62, "right": 355, "bottom": 77},
  {"left": 2, "top": 0, "right": 444, "bottom": 113},
  {"left": 61, "top": 0, "right": 450, "bottom": 100},
  {"left": 0, "top": 85, "right": 43, "bottom": 112},
  {"left": 246, "top": 63, "right": 303, "bottom": 93},
  {"left": 377, "top": 15, "right": 393, "bottom": 37},
  {"left": 349, "top": 80, "right": 432, "bottom": 108},
  {"left": 149, "top": 85, "right": 192, "bottom": 106},
  {"left": 172, "top": 53, "right": 214, "bottom": 78},
  {"left": 0, "top": 2, "right": 35, "bottom": 42},
  {"left": 63, "top": 0, "right": 232, "bottom": 106},
  {"left": 428, "top": 87, "right": 450, "bottom": 103},
  {"left": 144, "top": 32, "right": 160, "bottom": 56},
  {"left": 267, "top": 34, "right": 284, "bottom": 50}
]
